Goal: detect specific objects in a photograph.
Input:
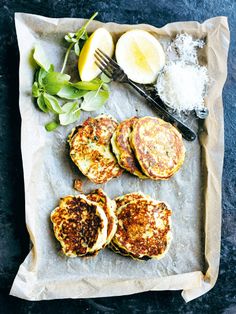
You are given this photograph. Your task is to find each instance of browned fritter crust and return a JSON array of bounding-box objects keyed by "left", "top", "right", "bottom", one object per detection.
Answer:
[
  {"left": 68, "top": 115, "right": 123, "bottom": 184},
  {"left": 111, "top": 117, "right": 147, "bottom": 178},
  {"left": 112, "top": 199, "right": 172, "bottom": 259},
  {"left": 51, "top": 195, "right": 105, "bottom": 257},
  {"left": 87, "top": 189, "right": 117, "bottom": 245},
  {"left": 130, "top": 117, "right": 185, "bottom": 180},
  {"left": 115, "top": 192, "right": 149, "bottom": 208},
  {"left": 109, "top": 241, "right": 151, "bottom": 261}
]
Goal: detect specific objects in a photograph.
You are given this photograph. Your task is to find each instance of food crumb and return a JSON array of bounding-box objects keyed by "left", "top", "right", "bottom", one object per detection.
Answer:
[{"left": 74, "top": 179, "right": 83, "bottom": 192}]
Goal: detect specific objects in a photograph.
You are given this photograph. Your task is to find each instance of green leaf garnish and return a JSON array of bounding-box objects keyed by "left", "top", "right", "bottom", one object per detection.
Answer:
[
  {"left": 59, "top": 101, "right": 81, "bottom": 125},
  {"left": 37, "top": 94, "right": 48, "bottom": 112},
  {"left": 33, "top": 44, "right": 51, "bottom": 71},
  {"left": 32, "top": 82, "right": 40, "bottom": 97},
  {"left": 72, "top": 79, "right": 102, "bottom": 90},
  {"left": 43, "top": 93, "right": 63, "bottom": 114},
  {"left": 37, "top": 67, "right": 48, "bottom": 87},
  {"left": 64, "top": 32, "right": 78, "bottom": 43},
  {"left": 102, "top": 83, "right": 110, "bottom": 91},
  {"left": 100, "top": 73, "right": 111, "bottom": 83},
  {"left": 81, "top": 89, "right": 109, "bottom": 111},
  {"left": 57, "top": 85, "right": 87, "bottom": 99},
  {"left": 45, "top": 120, "right": 59, "bottom": 132},
  {"left": 42, "top": 72, "right": 71, "bottom": 95},
  {"left": 74, "top": 42, "right": 80, "bottom": 56}
]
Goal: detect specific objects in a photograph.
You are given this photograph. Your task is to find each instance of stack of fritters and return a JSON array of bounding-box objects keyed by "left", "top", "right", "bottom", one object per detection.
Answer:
[
  {"left": 68, "top": 115, "right": 185, "bottom": 183},
  {"left": 111, "top": 116, "right": 185, "bottom": 180},
  {"left": 51, "top": 189, "right": 117, "bottom": 257},
  {"left": 110, "top": 192, "right": 172, "bottom": 260},
  {"left": 68, "top": 115, "right": 123, "bottom": 184}
]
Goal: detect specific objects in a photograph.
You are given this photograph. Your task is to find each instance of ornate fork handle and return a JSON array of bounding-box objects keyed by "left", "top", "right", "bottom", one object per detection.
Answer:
[{"left": 127, "top": 80, "right": 196, "bottom": 141}]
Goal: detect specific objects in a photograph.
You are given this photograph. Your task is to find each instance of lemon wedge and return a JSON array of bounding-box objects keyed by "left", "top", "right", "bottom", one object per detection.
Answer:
[
  {"left": 78, "top": 28, "right": 114, "bottom": 81},
  {"left": 115, "top": 30, "right": 165, "bottom": 84}
]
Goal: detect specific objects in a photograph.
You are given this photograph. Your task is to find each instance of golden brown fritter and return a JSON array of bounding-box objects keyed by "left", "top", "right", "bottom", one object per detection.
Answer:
[
  {"left": 68, "top": 115, "right": 123, "bottom": 184},
  {"left": 111, "top": 117, "right": 147, "bottom": 179},
  {"left": 112, "top": 198, "right": 172, "bottom": 259},
  {"left": 51, "top": 195, "right": 108, "bottom": 257},
  {"left": 130, "top": 117, "right": 185, "bottom": 180}
]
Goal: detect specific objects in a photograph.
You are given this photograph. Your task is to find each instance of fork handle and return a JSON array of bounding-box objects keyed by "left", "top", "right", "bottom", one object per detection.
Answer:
[{"left": 128, "top": 80, "right": 196, "bottom": 141}]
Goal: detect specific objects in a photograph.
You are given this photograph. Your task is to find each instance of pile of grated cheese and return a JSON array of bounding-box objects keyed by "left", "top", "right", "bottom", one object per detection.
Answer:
[
  {"left": 156, "top": 34, "right": 209, "bottom": 112},
  {"left": 167, "top": 33, "right": 205, "bottom": 64}
]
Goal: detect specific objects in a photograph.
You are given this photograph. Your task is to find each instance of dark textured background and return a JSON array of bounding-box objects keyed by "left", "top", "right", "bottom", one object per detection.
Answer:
[{"left": 0, "top": 0, "right": 235, "bottom": 313}]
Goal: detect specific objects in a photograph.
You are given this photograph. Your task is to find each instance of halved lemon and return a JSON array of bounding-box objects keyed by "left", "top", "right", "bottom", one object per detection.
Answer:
[
  {"left": 115, "top": 30, "right": 165, "bottom": 84},
  {"left": 78, "top": 28, "right": 114, "bottom": 81}
]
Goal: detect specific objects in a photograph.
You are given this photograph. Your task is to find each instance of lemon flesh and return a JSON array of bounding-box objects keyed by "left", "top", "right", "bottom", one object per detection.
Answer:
[
  {"left": 78, "top": 28, "right": 114, "bottom": 81},
  {"left": 115, "top": 30, "right": 165, "bottom": 84}
]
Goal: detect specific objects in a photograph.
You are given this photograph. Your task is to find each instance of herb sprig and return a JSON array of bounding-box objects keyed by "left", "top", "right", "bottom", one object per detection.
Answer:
[
  {"left": 31, "top": 12, "right": 111, "bottom": 131},
  {"left": 61, "top": 12, "right": 98, "bottom": 74}
]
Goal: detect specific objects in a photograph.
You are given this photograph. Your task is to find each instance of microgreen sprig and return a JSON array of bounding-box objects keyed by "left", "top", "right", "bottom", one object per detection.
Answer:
[{"left": 60, "top": 12, "right": 98, "bottom": 74}]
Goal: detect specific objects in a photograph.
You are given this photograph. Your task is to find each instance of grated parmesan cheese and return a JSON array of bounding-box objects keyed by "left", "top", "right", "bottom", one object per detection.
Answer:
[
  {"left": 167, "top": 33, "right": 204, "bottom": 64},
  {"left": 156, "top": 34, "right": 209, "bottom": 112}
]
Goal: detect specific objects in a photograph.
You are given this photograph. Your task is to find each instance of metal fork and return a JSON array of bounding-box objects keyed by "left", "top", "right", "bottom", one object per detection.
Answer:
[{"left": 94, "top": 48, "right": 196, "bottom": 141}]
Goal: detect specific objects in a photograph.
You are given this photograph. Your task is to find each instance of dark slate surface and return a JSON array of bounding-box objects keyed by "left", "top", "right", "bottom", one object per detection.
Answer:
[{"left": 0, "top": 0, "right": 235, "bottom": 313}]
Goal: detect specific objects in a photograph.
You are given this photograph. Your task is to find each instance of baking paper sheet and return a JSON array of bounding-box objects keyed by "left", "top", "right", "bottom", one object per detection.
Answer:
[{"left": 10, "top": 13, "right": 229, "bottom": 302}]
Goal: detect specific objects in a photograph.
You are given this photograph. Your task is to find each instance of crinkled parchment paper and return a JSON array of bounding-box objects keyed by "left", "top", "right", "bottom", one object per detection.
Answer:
[{"left": 10, "top": 13, "right": 229, "bottom": 302}]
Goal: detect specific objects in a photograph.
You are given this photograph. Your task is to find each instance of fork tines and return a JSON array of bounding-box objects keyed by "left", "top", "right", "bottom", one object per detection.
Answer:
[{"left": 94, "top": 48, "right": 119, "bottom": 79}]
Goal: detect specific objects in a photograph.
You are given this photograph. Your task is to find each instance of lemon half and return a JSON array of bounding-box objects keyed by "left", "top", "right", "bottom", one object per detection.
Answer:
[
  {"left": 115, "top": 30, "right": 165, "bottom": 84},
  {"left": 78, "top": 28, "right": 114, "bottom": 81}
]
